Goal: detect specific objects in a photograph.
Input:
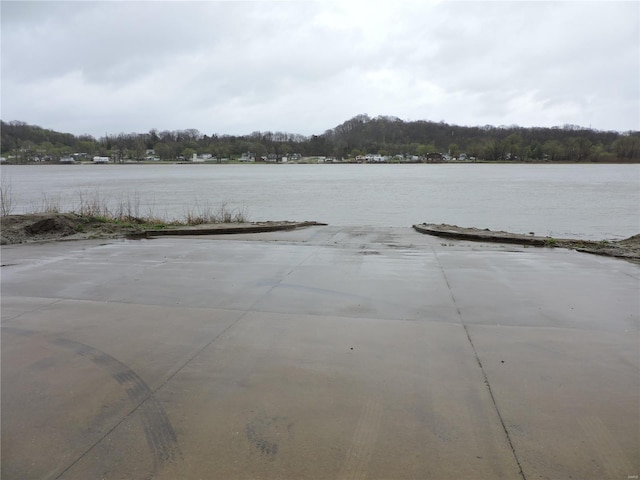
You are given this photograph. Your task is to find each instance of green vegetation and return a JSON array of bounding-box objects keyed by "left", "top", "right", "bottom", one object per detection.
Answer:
[
  {"left": 0, "top": 182, "right": 249, "bottom": 226},
  {"left": 1, "top": 115, "right": 639, "bottom": 163},
  {"left": 183, "top": 202, "right": 248, "bottom": 225}
]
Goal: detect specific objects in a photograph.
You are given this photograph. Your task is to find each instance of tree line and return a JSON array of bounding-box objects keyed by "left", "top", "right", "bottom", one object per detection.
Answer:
[{"left": 1, "top": 116, "right": 639, "bottom": 163}]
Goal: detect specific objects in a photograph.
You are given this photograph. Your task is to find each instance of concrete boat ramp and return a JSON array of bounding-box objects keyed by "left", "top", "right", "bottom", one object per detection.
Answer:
[{"left": 2, "top": 225, "right": 638, "bottom": 479}]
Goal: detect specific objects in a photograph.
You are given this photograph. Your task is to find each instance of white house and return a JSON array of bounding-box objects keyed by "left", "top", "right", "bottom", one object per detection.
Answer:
[
  {"left": 93, "top": 156, "right": 110, "bottom": 164},
  {"left": 363, "top": 154, "right": 387, "bottom": 163}
]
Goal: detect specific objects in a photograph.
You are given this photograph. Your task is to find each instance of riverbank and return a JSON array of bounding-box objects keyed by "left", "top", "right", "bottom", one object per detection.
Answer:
[
  {"left": 414, "top": 223, "right": 640, "bottom": 263},
  {"left": 2, "top": 214, "right": 638, "bottom": 264},
  {"left": 0, "top": 213, "right": 324, "bottom": 245}
]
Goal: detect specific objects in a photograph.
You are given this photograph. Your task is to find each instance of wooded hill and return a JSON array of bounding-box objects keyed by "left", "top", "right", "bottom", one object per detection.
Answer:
[{"left": 2, "top": 115, "right": 639, "bottom": 162}]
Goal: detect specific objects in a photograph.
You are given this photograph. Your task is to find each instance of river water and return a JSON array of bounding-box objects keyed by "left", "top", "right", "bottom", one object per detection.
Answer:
[{"left": 1, "top": 163, "right": 638, "bottom": 240}]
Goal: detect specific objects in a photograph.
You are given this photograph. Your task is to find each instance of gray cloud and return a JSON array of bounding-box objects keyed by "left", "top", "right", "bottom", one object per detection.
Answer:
[{"left": 1, "top": 0, "right": 638, "bottom": 137}]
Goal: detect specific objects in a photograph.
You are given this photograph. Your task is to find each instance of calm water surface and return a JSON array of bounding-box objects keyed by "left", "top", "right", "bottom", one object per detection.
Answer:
[{"left": 2, "top": 163, "right": 638, "bottom": 240}]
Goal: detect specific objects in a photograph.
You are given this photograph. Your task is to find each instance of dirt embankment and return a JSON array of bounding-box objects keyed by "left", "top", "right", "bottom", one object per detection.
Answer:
[
  {"left": 1, "top": 213, "right": 148, "bottom": 244},
  {"left": 413, "top": 223, "right": 640, "bottom": 263},
  {"left": 0, "top": 213, "right": 322, "bottom": 245}
]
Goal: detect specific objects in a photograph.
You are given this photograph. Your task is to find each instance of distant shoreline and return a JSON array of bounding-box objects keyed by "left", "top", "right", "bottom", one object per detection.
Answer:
[{"left": 2, "top": 159, "right": 638, "bottom": 166}]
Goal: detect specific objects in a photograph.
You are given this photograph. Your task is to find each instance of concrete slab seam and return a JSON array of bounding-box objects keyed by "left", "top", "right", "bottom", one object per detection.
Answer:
[
  {"left": 0, "top": 297, "right": 65, "bottom": 323},
  {"left": 150, "top": 240, "right": 324, "bottom": 398},
  {"left": 428, "top": 245, "right": 528, "bottom": 480}
]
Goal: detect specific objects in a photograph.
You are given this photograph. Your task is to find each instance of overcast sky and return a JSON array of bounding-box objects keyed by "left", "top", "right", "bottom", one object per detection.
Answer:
[{"left": 1, "top": 1, "right": 638, "bottom": 138}]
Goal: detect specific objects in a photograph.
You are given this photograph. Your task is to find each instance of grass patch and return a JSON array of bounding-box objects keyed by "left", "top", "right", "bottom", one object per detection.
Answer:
[
  {"left": 0, "top": 174, "right": 15, "bottom": 216},
  {"left": 6, "top": 188, "right": 251, "bottom": 227},
  {"left": 182, "top": 201, "right": 248, "bottom": 225}
]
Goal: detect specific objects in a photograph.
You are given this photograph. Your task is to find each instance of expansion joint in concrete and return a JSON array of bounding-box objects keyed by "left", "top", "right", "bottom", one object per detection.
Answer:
[
  {"left": 461, "top": 323, "right": 527, "bottom": 480},
  {"left": 153, "top": 242, "right": 322, "bottom": 395},
  {"left": 429, "top": 249, "right": 528, "bottom": 480}
]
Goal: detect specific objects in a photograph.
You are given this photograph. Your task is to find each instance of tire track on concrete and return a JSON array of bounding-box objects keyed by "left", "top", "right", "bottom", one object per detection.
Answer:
[
  {"left": 2, "top": 326, "right": 181, "bottom": 478},
  {"left": 336, "top": 397, "right": 383, "bottom": 480},
  {"left": 55, "top": 337, "right": 181, "bottom": 470}
]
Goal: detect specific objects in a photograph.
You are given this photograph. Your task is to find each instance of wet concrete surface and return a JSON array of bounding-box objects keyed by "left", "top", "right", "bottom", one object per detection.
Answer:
[{"left": 1, "top": 226, "right": 638, "bottom": 479}]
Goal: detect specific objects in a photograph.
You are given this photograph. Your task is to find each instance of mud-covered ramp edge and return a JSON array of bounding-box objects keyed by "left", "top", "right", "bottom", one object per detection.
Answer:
[
  {"left": 135, "top": 221, "right": 326, "bottom": 238},
  {"left": 413, "top": 223, "right": 640, "bottom": 264},
  {"left": 0, "top": 213, "right": 327, "bottom": 245}
]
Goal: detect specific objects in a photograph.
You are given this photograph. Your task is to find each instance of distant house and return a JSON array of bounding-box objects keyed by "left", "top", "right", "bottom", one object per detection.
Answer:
[
  {"left": 192, "top": 153, "right": 205, "bottom": 163},
  {"left": 364, "top": 154, "right": 387, "bottom": 163},
  {"left": 425, "top": 152, "right": 444, "bottom": 163},
  {"left": 93, "top": 156, "right": 110, "bottom": 164},
  {"left": 73, "top": 153, "right": 91, "bottom": 161}
]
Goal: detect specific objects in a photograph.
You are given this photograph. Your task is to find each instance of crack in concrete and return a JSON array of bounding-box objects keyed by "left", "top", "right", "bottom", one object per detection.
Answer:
[
  {"left": 150, "top": 239, "right": 324, "bottom": 407},
  {"left": 428, "top": 242, "right": 528, "bottom": 480}
]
